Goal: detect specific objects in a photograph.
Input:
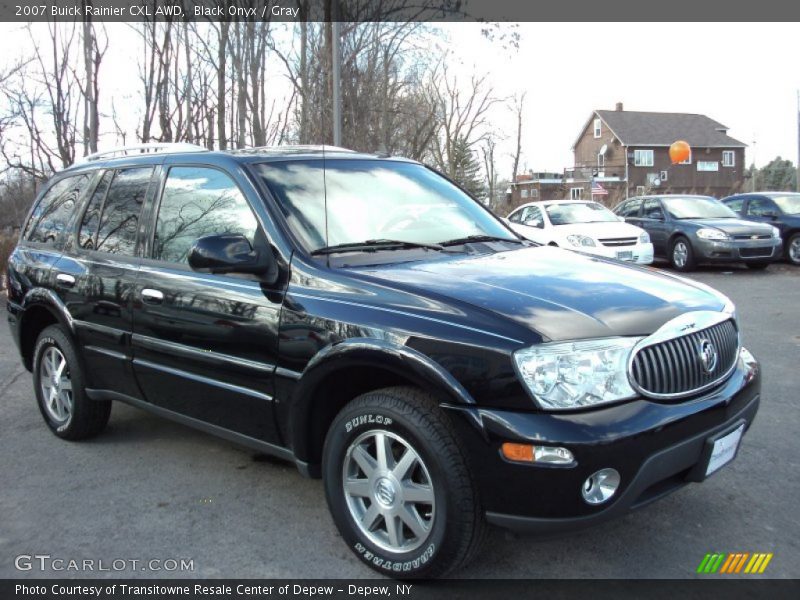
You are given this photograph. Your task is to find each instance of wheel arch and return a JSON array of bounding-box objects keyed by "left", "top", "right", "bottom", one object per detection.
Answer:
[
  {"left": 288, "top": 338, "right": 475, "bottom": 473},
  {"left": 18, "top": 289, "right": 75, "bottom": 371}
]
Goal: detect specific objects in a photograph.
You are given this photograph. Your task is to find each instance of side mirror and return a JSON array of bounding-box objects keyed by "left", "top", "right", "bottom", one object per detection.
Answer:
[{"left": 188, "top": 234, "right": 274, "bottom": 276}]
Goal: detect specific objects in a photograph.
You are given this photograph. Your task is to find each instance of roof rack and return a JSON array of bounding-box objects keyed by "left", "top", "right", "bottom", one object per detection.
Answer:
[
  {"left": 80, "top": 143, "right": 207, "bottom": 163},
  {"left": 230, "top": 145, "right": 357, "bottom": 155}
]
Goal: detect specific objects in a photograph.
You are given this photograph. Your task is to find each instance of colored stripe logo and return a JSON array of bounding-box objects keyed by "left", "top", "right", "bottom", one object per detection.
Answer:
[{"left": 697, "top": 552, "right": 773, "bottom": 574}]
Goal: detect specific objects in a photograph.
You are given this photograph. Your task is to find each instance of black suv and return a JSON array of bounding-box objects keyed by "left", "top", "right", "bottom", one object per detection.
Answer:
[{"left": 7, "top": 145, "right": 760, "bottom": 578}]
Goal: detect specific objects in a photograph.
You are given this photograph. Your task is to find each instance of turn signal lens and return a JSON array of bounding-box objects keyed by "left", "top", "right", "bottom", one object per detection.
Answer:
[{"left": 501, "top": 443, "right": 574, "bottom": 465}]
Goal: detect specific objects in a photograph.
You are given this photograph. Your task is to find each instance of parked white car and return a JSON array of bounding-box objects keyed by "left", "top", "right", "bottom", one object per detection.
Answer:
[{"left": 507, "top": 200, "right": 654, "bottom": 264}]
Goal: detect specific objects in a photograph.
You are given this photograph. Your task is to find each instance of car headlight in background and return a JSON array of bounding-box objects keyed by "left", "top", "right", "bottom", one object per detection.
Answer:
[
  {"left": 771, "top": 226, "right": 781, "bottom": 238},
  {"left": 696, "top": 228, "right": 730, "bottom": 241},
  {"left": 639, "top": 231, "right": 650, "bottom": 244},
  {"left": 513, "top": 337, "right": 641, "bottom": 410},
  {"left": 566, "top": 234, "right": 596, "bottom": 247}
]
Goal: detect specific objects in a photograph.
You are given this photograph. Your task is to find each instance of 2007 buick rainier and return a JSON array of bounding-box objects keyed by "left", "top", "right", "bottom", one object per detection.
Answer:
[{"left": 6, "top": 144, "right": 760, "bottom": 577}]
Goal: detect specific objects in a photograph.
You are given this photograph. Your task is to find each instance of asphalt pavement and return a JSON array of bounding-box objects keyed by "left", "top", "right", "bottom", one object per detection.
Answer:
[{"left": 1, "top": 263, "right": 798, "bottom": 579}]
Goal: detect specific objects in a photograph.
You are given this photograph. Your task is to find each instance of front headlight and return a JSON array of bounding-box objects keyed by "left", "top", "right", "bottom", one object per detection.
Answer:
[
  {"left": 771, "top": 226, "right": 781, "bottom": 238},
  {"left": 513, "top": 337, "right": 641, "bottom": 410},
  {"left": 639, "top": 231, "right": 650, "bottom": 244},
  {"left": 696, "top": 228, "right": 729, "bottom": 241},
  {"left": 566, "top": 234, "right": 596, "bottom": 247}
]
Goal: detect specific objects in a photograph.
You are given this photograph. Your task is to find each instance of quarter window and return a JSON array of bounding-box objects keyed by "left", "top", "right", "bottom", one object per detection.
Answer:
[
  {"left": 633, "top": 150, "right": 654, "bottom": 167},
  {"left": 93, "top": 167, "right": 153, "bottom": 255},
  {"left": 24, "top": 174, "right": 91, "bottom": 246},
  {"left": 153, "top": 167, "right": 258, "bottom": 264},
  {"left": 78, "top": 171, "right": 112, "bottom": 250},
  {"left": 615, "top": 199, "right": 642, "bottom": 218}
]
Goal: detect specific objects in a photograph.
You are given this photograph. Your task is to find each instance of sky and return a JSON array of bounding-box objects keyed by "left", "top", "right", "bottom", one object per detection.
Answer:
[{"left": 1, "top": 21, "right": 798, "bottom": 176}]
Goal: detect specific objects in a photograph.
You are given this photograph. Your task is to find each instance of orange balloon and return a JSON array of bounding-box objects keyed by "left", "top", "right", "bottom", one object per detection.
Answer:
[{"left": 669, "top": 140, "right": 691, "bottom": 164}]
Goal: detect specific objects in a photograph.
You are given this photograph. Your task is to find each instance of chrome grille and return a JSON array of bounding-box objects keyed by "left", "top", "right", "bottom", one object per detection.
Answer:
[
  {"left": 599, "top": 237, "right": 638, "bottom": 247},
  {"left": 630, "top": 319, "right": 738, "bottom": 398},
  {"left": 733, "top": 234, "right": 770, "bottom": 241}
]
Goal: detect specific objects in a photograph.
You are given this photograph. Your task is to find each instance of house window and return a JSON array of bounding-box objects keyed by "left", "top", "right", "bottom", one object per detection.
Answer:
[
  {"left": 521, "top": 189, "right": 529, "bottom": 199},
  {"left": 597, "top": 153, "right": 605, "bottom": 167},
  {"left": 530, "top": 188, "right": 539, "bottom": 198},
  {"left": 633, "top": 149, "right": 654, "bottom": 167},
  {"left": 660, "top": 170, "right": 668, "bottom": 181},
  {"left": 593, "top": 118, "right": 602, "bottom": 138},
  {"left": 697, "top": 161, "right": 719, "bottom": 172},
  {"left": 570, "top": 187, "right": 583, "bottom": 200},
  {"left": 679, "top": 150, "right": 692, "bottom": 165},
  {"left": 722, "top": 151, "right": 735, "bottom": 167}
]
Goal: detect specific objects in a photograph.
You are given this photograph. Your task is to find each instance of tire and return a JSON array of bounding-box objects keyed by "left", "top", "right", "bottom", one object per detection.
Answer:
[
  {"left": 670, "top": 236, "right": 696, "bottom": 271},
  {"left": 33, "top": 325, "right": 111, "bottom": 440},
  {"left": 786, "top": 232, "right": 800, "bottom": 266},
  {"left": 745, "top": 262, "right": 770, "bottom": 270},
  {"left": 322, "top": 386, "right": 485, "bottom": 578}
]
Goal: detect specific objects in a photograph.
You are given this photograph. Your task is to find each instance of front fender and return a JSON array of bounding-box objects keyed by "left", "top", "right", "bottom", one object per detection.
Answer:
[{"left": 288, "top": 338, "right": 475, "bottom": 462}]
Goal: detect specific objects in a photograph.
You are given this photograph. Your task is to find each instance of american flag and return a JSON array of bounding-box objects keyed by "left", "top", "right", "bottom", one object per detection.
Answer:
[{"left": 591, "top": 180, "right": 608, "bottom": 196}]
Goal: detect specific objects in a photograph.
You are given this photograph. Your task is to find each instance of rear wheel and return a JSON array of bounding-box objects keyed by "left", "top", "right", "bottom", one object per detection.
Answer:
[
  {"left": 322, "top": 386, "right": 484, "bottom": 578},
  {"left": 786, "top": 232, "right": 800, "bottom": 265},
  {"left": 670, "top": 236, "right": 696, "bottom": 271},
  {"left": 33, "top": 325, "right": 111, "bottom": 440}
]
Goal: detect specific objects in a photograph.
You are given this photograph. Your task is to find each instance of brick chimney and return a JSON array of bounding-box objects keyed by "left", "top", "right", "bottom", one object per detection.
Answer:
[{"left": 615, "top": 102, "right": 624, "bottom": 111}]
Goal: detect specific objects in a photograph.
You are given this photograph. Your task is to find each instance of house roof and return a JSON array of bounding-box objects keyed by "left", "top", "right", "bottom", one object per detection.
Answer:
[{"left": 576, "top": 110, "right": 747, "bottom": 149}]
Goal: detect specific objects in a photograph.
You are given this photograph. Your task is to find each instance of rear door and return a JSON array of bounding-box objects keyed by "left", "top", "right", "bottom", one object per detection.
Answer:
[
  {"left": 131, "top": 162, "right": 283, "bottom": 443},
  {"left": 53, "top": 165, "right": 155, "bottom": 398}
]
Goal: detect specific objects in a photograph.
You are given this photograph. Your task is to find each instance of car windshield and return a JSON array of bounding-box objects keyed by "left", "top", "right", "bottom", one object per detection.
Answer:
[
  {"left": 253, "top": 159, "right": 517, "bottom": 252},
  {"left": 662, "top": 197, "right": 737, "bottom": 219},
  {"left": 544, "top": 202, "right": 618, "bottom": 225},
  {"left": 771, "top": 194, "right": 800, "bottom": 214}
]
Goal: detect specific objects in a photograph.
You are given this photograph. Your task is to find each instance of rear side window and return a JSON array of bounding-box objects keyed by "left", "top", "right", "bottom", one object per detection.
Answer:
[
  {"left": 152, "top": 166, "right": 258, "bottom": 264},
  {"left": 79, "top": 167, "right": 153, "bottom": 255},
  {"left": 24, "top": 174, "right": 91, "bottom": 245}
]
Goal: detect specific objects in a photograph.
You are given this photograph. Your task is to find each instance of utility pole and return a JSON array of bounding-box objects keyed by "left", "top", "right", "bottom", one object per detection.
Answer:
[
  {"left": 796, "top": 90, "right": 799, "bottom": 192},
  {"left": 331, "top": 2, "right": 342, "bottom": 147}
]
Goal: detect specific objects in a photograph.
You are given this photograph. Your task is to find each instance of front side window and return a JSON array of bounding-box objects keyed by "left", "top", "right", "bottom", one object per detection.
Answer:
[
  {"left": 92, "top": 167, "right": 153, "bottom": 255},
  {"left": 24, "top": 174, "right": 91, "bottom": 245},
  {"left": 724, "top": 197, "right": 744, "bottom": 213},
  {"left": 154, "top": 167, "right": 258, "bottom": 264},
  {"left": 615, "top": 199, "right": 641, "bottom": 218},
  {"left": 254, "top": 159, "right": 515, "bottom": 252},
  {"left": 633, "top": 150, "right": 654, "bottom": 167},
  {"left": 642, "top": 199, "right": 665, "bottom": 220},
  {"left": 747, "top": 197, "right": 777, "bottom": 217}
]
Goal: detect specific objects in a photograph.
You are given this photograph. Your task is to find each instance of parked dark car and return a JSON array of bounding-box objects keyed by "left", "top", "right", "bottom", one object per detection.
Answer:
[
  {"left": 7, "top": 145, "right": 761, "bottom": 578},
  {"left": 721, "top": 192, "right": 800, "bottom": 266},
  {"left": 614, "top": 194, "right": 782, "bottom": 271}
]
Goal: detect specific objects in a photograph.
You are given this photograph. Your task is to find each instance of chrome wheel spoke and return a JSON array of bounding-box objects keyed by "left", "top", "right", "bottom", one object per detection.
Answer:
[
  {"left": 361, "top": 503, "right": 381, "bottom": 531},
  {"left": 385, "top": 514, "right": 402, "bottom": 547},
  {"left": 392, "top": 448, "right": 416, "bottom": 480},
  {"left": 344, "top": 478, "right": 370, "bottom": 497},
  {"left": 40, "top": 347, "right": 72, "bottom": 424},
  {"left": 351, "top": 445, "right": 377, "bottom": 478},
  {"left": 374, "top": 432, "right": 393, "bottom": 471},
  {"left": 403, "top": 482, "right": 434, "bottom": 504},
  {"left": 59, "top": 378, "right": 72, "bottom": 392},
  {"left": 399, "top": 505, "right": 428, "bottom": 539}
]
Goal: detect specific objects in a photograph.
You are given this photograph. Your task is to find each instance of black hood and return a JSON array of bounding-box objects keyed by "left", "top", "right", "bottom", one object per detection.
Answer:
[
  {"left": 352, "top": 246, "right": 728, "bottom": 342},
  {"left": 681, "top": 218, "right": 775, "bottom": 235}
]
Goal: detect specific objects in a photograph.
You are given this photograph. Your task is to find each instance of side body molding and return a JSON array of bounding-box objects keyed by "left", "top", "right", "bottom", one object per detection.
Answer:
[{"left": 288, "top": 338, "right": 476, "bottom": 462}]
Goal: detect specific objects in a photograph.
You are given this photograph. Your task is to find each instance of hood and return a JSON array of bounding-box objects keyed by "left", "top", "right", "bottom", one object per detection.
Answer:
[
  {"left": 351, "top": 246, "right": 727, "bottom": 342},
  {"left": 683, "top": 218, "right": 775, "bottom": 235},
  {"left": 553, "top": 221, "right": 644, "bottom": 239}
]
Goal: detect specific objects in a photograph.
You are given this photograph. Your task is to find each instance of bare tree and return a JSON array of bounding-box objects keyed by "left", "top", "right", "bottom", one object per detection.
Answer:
[{"left": 510, "top": 91, "right": 526, "bottom": 183}]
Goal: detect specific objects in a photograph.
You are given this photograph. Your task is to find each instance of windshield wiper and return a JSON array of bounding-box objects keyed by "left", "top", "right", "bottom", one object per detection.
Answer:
[
  {"left": 311, "top": 239, "right": 458, "bottom": 256},
  {"left": 438, "top": 234, "right": 523, "bottom": 247}
]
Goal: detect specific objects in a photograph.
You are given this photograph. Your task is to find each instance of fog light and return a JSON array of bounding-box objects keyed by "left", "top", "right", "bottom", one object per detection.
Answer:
[
  {"left": 501, "top": 443, "right": 574, "bottom": 465},
  {"left": 581, "top": 468, "right": 620, "bottom": 505}
]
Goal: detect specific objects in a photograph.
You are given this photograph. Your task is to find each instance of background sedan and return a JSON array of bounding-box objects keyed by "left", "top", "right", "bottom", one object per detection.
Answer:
[
  {"left": 506, "top": 200, "right": 653, "bottom": 264},
  {"left": 613, "top": 195, "right": 782, "bottom": 271},
  {"left": 722, "top": 192, "right": 800, "bottom": 266}
]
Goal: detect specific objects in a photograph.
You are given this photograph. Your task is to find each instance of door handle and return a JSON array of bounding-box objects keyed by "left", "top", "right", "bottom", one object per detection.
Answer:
[
  {"left": 55, "top": 273, "right": 76, "bottom": 288},
  {"left": 141, "top": 288, "right": 164, "bottom": 304}
]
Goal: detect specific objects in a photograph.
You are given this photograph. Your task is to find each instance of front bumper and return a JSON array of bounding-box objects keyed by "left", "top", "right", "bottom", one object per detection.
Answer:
[
  {"left": 579, "top": 242, "right": 654, "bottom": 265},
  {"left": 694, "top": 236, "right": 782, "bottom": 262},
  {"left": 442, "top": 348, "right": 760, "bottom": 534}
]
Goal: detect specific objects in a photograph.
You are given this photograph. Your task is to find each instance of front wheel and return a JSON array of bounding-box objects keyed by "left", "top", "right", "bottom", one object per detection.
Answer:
[
  {"left": 786, "top": 232, "right": 800, "bottom": 265},
  {"left": 322, "top": 387, "right": 484, "bottom": 578},
  {"left": 670, "top": 236, "right": 696, "bottom": 271}
]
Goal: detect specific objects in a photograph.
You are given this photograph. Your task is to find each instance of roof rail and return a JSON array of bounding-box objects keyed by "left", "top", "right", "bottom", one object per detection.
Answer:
[
  {"left": 79, "top": 143, "right": 207, "bottom": 163},
  {"left": 230, "top": 145, "right": 357, "bottom": 155}
]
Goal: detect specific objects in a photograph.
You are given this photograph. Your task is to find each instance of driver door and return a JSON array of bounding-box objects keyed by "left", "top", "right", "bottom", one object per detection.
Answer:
[{"left": 132, "top": 163, "right": 283, "bottom": 443}]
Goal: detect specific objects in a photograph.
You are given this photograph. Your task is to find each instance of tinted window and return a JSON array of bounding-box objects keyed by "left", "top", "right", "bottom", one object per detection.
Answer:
[
  {"left": 616, "top": 199, "right": 642, "bottom": 218},
  {"left": 525, "top": 206, "right": 544, "bottom": 228},
  {"left": 94, "top": 168, "right": 152, "bottom": 255},
  {"left": 508, "top": 209, "right": 523, "bottom": 223},
  {"left": 642, "top": 199, "right": 665, "bottom": 220},
  {"left": 78, "top": 171, "right": 112, "bottom": 250},
  {"left": 724, "top": 197, "right": 745, "bottom": 213},
  {"left": 748, "top": 198, "right": 777, "bottom": 217},
  {"left": 154, "top": 167, "right": 258, "bottom": 264},
  {"left": 24, "top": 174, "right": 91, "bottom": 245}
]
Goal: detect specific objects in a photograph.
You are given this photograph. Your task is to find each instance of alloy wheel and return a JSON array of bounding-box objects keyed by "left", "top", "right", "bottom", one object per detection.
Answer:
[
  {"left": 342, "top": 429, "right": 435, "bottom": 554},
  {"left": 673, "top": 241, "right": 688, "bottom": 268},
  {"left": 39, "top": 346, "right": 73, "bottom": 424},
  {"left": 790, "top": 237, "right": 800, "bottom": 264}
]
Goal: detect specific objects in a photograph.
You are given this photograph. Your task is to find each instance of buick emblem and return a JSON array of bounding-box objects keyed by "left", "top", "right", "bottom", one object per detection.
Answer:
[{"left": 698, "top": 339, "right": 718, "bottom": 374}]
